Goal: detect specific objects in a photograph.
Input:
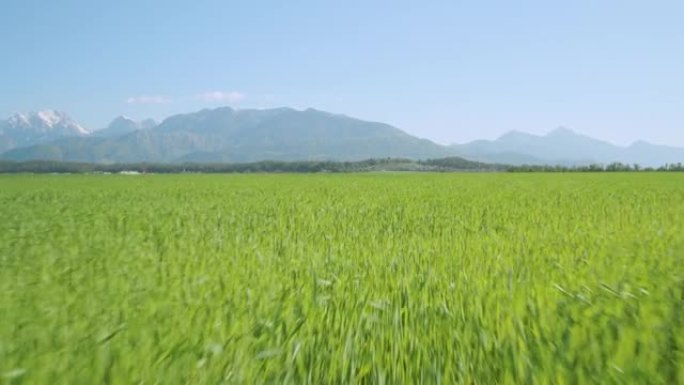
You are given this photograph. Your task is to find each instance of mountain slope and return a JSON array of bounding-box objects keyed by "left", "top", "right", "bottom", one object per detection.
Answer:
[
  {"left": 450, "top": 127, "right": 684, "bottom": 167},
  {"left": 0, "top": 110, "right": 91, "bottom": 152},
  {"left": 94, "top": 116, "right": 157, "bottom": 138},
  {"left": 178, "top": 108, "right": 452, "bottom": 162}
]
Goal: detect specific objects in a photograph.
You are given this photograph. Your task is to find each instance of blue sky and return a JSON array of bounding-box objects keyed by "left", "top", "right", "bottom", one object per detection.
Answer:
[{"left": 1, "top": 0, "right": 683, "bottom": 145}]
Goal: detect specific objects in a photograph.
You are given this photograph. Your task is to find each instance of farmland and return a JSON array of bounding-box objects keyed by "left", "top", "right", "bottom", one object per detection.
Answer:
[{"left": 1, "top": 173, "right": 683, "bottom": 384}]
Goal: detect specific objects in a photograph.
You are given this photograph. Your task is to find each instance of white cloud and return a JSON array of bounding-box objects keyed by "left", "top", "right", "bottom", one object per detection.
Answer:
[
  {"left": 126, "top": 95, "right": 173, "bottom": 104},
  {"left": 125, "top": 91, "right": 245, "bottom": 105},
  {"left": 195, "top": 91, "right": 245, "bottom": 103}
]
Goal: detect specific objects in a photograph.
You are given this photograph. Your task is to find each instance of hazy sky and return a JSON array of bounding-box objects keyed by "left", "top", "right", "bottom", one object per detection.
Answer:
[{"left": 1, "top": 0, "right": 683, "bottom": 145}]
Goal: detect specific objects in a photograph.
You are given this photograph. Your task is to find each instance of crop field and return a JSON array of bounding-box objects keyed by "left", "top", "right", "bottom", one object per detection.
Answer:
[{"left": 1, "top": 173, "right": 683, "bottom": 384}]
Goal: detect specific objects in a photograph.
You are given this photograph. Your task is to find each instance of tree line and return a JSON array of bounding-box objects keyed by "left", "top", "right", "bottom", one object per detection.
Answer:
[
  {"left": 0, "top": 159, "right": 682, "bottom": 174},
  {"left": 506, "top": 162, "right": 684, "bottom": 172}
]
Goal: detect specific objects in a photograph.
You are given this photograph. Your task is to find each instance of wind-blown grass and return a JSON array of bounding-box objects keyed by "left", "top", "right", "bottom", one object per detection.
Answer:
[{"left": 1, "top": 173, "right": 682, "bottom": 384}]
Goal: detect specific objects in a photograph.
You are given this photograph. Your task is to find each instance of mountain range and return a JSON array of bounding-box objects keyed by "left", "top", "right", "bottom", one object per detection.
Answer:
[
  {"left": 449, "top": 128, "right": 684, "bottom": 167},
  {"left": 1, "top": 107, "right": 683, "bottom": 167}
]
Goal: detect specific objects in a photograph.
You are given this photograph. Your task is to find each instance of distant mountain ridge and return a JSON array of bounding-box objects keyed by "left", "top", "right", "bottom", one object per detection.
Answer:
[
  {"left": 1, "top": 107, "right": 683, "bottom": 167},
  {"left": 450, "top": 127, "right": 684, "bottom": 167},
  {"left": 94, "top": 116, "right": 157, "bottom": 138}
]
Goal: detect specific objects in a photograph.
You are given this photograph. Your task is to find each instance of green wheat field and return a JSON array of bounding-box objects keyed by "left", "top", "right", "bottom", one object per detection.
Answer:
[{"left": 1, "top": 173, "right": 683, "bottom": 384}]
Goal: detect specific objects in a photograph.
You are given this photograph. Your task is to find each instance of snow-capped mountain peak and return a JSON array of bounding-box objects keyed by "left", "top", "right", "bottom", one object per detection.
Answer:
[
  {"left": 23, "top": 110, "right": 91, "bottom": 134},
  {"left": 35, "top": 110, "right": 64, "bottom": 127},
  {"left": 6, "top": 109, "right": 89, "bottom": 133},
  {"left": 0, "top": 110, "right": 92, "bottom": 152},
  {"left": 8, "top": 113, "right": 30, "bottom": 126}
]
